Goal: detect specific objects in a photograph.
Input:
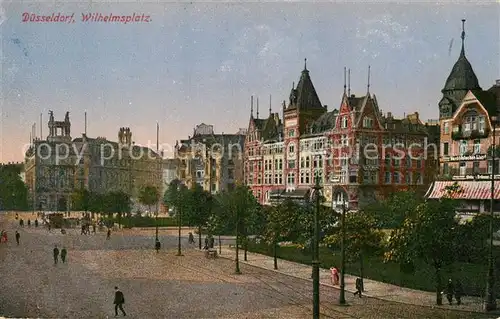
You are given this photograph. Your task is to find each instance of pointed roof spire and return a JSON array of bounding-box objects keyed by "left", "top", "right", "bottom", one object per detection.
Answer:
[
  {"left": 256, "top": 97, "right": 260, "bottom": 118},
  {"left": 343, "top": 67, "right": 347, "bottom": 93},
  {"left": 348, "top": 68, "right": 351, "bottom": 96},
  {"left": 460, "top": 19, "right": 466, "bottom": 56},
  {"left": 367, "top": 65, "right": 371, "bottom": 94},
  {"left": 269, "top": 94, "right": 272, "bottom": 116},
  {"left": 251, "top": 95, "right": 254, "bottom": 117},
  {"left": 304, "top": 58, "right": 307, "bottom": 71},
  {"left": 292, "top": 82, "right": 295, "bottom": 89}
]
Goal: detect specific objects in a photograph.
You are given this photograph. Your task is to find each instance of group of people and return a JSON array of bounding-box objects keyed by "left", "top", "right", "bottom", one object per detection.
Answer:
[{"left": 52, "top": 245, "right": 68, "bottom": 264}]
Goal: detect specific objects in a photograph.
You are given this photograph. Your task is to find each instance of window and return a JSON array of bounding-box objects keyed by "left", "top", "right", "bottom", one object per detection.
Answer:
[
  {"left": 341, "top": 135, "right": 349, "bottom": 146},
  {"left": 487, "top": 160, "right": 500, "bottom": 174},
  {"left": 443, "top": 142, "right": 449, "bottom": 156},
  {"left": 300, "top": 171, "right": 305, "bottom": 184},
  {"left": 288, "top": 160, "right": 296, "bottom": 169},
  {"left": 473, "top": 161, "right": 480, "bottom": 174},
  {"left": 393, "top": 158, "right": 400, "bottom": 167},
  {"left": 459, "top": 161, "right": 466, "bottom": 175},
  {"left": 406, "top": 156, "right": 412, "bottom": 168},
  {"left": 305, "top": 157, "right": 310, "bottom": 168},
  {"left": 444, "top": 122, "right": 449, "bottom": 134},
  {"left": 278, "top": 159, "right": 283, "bottom": 169},
  {"left": 459, "top": 141, "right": 467, "bottom": 155},
  {"left": 384, "top": 172, "right": 391, "bottom": 184},
  {"left": 257, "top": 174, "right": 262, "bottom": 184},
  {"left": 385, "top": 154, "right": 391, "bottom": 166},
  {"left": 442, "top": 163, "right": 449, "bottom": 175},
  {"left": 288, "top": 129, "right": 295, "bottom": 137},
  {"left": 313, "top": 155, "right": 322, "bottom": 168},
  {"left": 342, "top": 116, "right": 348, "bottom": 128},
  {"left": 300, "top": 157, "right": 305, "bottom": 168},
  {"left": 416, "top": 173, "right": 423, "bottom": 184},
  {"left": 479, "top": 117, "right": 485, "bottom": 132},
  {"left": 473, "top": 140, "right": 481, "bottom": 154},
  {"left": 405, "top": 173, "right": 412, "bottom": 184},
  {"left": 363, "top": 116, "right": 374, "bottom": 128},
  {"left": 416, "top": 159, "right": 422, "bottom": 169},
  {"left": 288, "top": 143, "right": 295, "bottom": 154},
  {"left": 393, "top": 172, "right": 400, "bottom": 184},
  {"left": 287, "top": 172, "right": 295, "bottom": 185}
]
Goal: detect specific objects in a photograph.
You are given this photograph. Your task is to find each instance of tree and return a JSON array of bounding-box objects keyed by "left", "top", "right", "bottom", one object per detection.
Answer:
[
  {"left": 71, "top": 188, "right": 91, "bottom": 212},
  {"left": 107, "top": 191, "right": 130, "bottom": 227},
  {"left": 364, "top": 191, "right": 423, "bottom": 229},
  {"left": 0, "top": 164, "right": 28, "bottom": 211},
  {"left": 324, "top": 211, "right": 384, "bottom": 287},
  {"left": 184, "top": 184, "right": 212, "bottom": 249},
  {"left": 139, "top": 185, "right": 160, "bottom": 216},
  {"left": 385, "top": 199, "right": 459, "bottom": 305}
]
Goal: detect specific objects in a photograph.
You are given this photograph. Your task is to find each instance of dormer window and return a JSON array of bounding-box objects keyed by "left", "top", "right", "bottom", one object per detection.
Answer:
[
  {"left": 363, "top": 116, "right": 374, "bottom": 128},
  {"left": 462, "top": 110, "right": 485, "bottom": 133},
  {"left": 288, "top": 143, "right": 295, "bottom": 154},
  {"left": 288, "top": 129, "right": 295, "bottom": 137}
]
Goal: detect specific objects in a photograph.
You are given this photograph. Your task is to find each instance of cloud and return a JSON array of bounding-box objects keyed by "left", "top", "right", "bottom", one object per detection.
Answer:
[{"left": 356, "top": 14, "right": 416, "bottom": 50}]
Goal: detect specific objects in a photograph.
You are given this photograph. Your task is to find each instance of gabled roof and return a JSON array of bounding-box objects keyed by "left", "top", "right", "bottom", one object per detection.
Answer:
[{"left": 287, "top": 63, "right": 323, "bottom": 110}]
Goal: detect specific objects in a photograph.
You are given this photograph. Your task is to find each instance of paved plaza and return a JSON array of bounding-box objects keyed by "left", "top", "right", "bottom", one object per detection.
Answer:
[{"left": 0, "top": 213, "right": 497, "bottom": 318}]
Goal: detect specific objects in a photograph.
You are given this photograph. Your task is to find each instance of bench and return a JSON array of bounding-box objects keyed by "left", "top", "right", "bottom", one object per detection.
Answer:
[{"left": 205, "top": 249, "right": 218, "bottom": 259}]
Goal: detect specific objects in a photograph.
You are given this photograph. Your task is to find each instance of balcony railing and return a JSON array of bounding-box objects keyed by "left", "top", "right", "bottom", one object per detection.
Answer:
[{"left": 451, "top": 127, "right": 490, "bottom": 140}]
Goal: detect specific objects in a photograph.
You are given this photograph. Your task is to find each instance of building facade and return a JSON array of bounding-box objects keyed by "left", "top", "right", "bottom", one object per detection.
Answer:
[
  {"left": 24, "top": 112, "right": 162, "bottom": 211},
  {"left": 174, "top": 123, "right": 245, "bottom": 193},
  {"left": 425, "top": 21, "right": 500, "bottom": 214},
  {"left": 245, "top": 62, "right": 438, "bottom": 210}
]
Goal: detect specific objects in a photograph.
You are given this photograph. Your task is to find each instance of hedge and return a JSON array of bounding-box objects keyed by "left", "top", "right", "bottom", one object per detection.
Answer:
[
  {"left": 107, "top": 216, "right": 190, "bottom": 228},
  {"left": 247, "top": 240, "right": 500, "bottom": 298}
]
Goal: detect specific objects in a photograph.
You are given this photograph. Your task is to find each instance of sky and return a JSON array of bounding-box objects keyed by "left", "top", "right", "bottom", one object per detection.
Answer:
[{"left": 1, "top": 1, "right": 499, "bottom": 163}]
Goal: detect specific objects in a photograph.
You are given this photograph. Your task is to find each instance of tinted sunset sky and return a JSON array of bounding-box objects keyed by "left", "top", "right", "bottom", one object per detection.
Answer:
[{"left": 1, "top": 2, "right": 499, "bottom": 162}]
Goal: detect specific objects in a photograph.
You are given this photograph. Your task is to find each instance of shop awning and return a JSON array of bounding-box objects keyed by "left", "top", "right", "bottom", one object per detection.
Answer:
[{"left": 425, "top": 181, "right": 500, "bottom": 200}]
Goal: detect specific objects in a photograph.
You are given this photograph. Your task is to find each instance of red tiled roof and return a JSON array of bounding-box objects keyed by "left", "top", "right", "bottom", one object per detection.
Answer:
[{"left": 425, "top": 181, "right": 500, "bottom": 199}]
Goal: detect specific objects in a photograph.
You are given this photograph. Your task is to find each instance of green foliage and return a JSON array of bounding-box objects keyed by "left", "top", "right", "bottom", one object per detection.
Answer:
[
  {"left": 364, "top": 191, "right": 423, "bottom": 229},
  {"left": 73, "top": 190, "right": 130, "bottom": 214},
  {"left": 457, "top": 215, "right": 500, "bottom": 263},
  {"left": 323, "top": 211, "right": 384, "bottom": 262},
  {"left": 0, "top": 164, "right": 28, "bottom": 210},
  {"left": 71, "top": 188, "right": 91, "bottom": 211},
  {"left": 107, "top": 216, "right": 188, "bottom": 227},
  {"left": 138, "top": 185, "right": 159, "bottom": 211},
  {"left": 183, "top": 184, "right": 212, "bottom": 230}
]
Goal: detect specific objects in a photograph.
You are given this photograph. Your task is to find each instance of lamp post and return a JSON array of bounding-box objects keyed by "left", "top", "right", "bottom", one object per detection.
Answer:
[
  {"left": 485, "top": 115, "right": 498, "bottom": 311},
  {"left": 273, "top": 193, "right": 281, "bottom": 270},
  {"left": 235, "top": 201, "right": 241, "bottom": 274},
  {"left": 176, "top": 183, "right": 184, "bottom": 257},
  {"left": 311, "top": 172, "right": 322, "bottom": 319},
  {"left": 333, "top": 188, "right": 347, "bottom": 305}
]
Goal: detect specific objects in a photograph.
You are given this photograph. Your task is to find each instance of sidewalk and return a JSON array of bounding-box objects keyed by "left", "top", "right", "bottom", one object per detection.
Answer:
[{"left": 218, "top": 246, "right": 500, "bottom": 314}]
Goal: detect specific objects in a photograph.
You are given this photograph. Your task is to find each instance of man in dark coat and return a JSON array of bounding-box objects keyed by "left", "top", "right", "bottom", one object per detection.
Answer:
[
  {"left": 61, "top": 247, "right": 67, "bottom": 263},
  {"left": 445, "top": 278, "right": 454, "bottom": 305},
  {"left": 15, "top": 231, "right": 20, "bottom": 245},
  {"left": 113, "top": 286, "right": 126, "bottom": 316},
  {"left": 353, "top": 277, "right": 363, "bottom": 298},
  {"left": 455, "top": 280, "right": 463, "bottom": 305},
  {"left": 53, "top": 245, "right": 59, "bottom": 264}
]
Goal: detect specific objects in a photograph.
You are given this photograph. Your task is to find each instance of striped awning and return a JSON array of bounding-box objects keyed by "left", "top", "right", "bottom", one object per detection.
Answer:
[{"left": 425, "top": 181, "right": 500, "bottom": 200}]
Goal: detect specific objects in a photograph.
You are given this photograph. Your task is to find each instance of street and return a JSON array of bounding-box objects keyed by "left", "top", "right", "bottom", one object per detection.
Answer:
[{"left": 0, "top": 215, "right": 496, "bottom": 318}]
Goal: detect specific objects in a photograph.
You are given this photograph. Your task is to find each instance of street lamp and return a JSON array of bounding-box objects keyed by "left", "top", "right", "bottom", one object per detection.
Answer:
[
  {"left": 333, "top": 189, "right": 347, "bottom": 305},
  {"left": 235, "top": 201, "right": 241, "bottom": 274},
  {"left": 273, "top": 192, "right": 282, "bottom": 270},
  {"left": 176, "top": 183, "right": 184, "bottom": 257},
  {"left": 311, "top": 171, "right": 322, "bottom": 319},
  {"left": 485, "top": 115, "right": 498, "bottom": 311}
]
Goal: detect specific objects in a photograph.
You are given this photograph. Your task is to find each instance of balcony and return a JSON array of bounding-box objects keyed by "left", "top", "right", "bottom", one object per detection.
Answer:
[{"left": 451, "top": 127, "right": 490, "bottom": 140}]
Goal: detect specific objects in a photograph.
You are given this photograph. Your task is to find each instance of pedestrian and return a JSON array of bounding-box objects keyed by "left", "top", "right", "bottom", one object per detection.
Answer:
[
  {"left": 353, "top": 277, "right": 363, "bottom": 298},
  {"left": 107, "top": 229, "right": 111, "bottom": 240},
  {"left": 454, "top": 280, "right": 463, "bottom": 305},
  {"left": 53, "top": 245, "right": 59, "bottom": 265},
  {"left": 445, "top": 278, "right": 454, "bottom": 305},
  {"left": 188, "top": 232, "right": 195, "bottom": 244},
  {"left": 61, "top": 247, "right": 67, "bottom": 263},
  {"left": 20, "top": 219, "right": 24, "bottom": 227},
  {"left": 15, "top": 213, "right": 19, "bottom": 220},
  {"left": 209, "top": 236, "right": 215, "bottom": 249},
  {"left": 2, "top": 231, "right": 7, "bottom": 243},
  {"left": 34, "top": 219, "right": 39, "bottom": 227},
  {"left": 81, "top": 225, "right": 85, "bottom": 235},
  {"left": 113, "top": 286, "right": 126, "bottom": 316},
  {"left": 155, "top": 240, "right": 161, "bottom": 253},
  {"left": 15, "top": 231, "right": 20, "bottom": 245},
  {"left": 204, "top": 236, "right": 209, "bottom": 250},
  {"left": 93, "top": 224, "right": 96, "bottom": 234},
  {"left": 27, "top": 219, "right": 31, "bottom": 227}
]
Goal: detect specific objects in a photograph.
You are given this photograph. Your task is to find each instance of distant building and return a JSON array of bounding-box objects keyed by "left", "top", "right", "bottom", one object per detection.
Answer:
[
  {"left": 244, "top": 61, "right": 438, "bottom": 209},
  {"left": 24, "top": 112, "right": 162, "bottom": 211},
  {"left": 426, "top": 21, "right": 500, "bottom": 215},
  {"left": 174, "top": 123, "right": 245, "bottom": 193}
]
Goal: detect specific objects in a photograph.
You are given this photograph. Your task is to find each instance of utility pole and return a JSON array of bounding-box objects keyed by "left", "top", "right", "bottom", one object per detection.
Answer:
[
  {"left": 339, "top": 198, "right": 347, "bottom": 305},
  {"left": 312, "top": 173, "right": 322, "bottom": 319},
  {"left": 485, "top": 116, "right": 497, "bottom": 311}
]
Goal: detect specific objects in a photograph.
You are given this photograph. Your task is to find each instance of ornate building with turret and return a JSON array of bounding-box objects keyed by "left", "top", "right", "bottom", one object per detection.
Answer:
[
  {"left": 244, "top": 60, "right": 439, "bottom": 209},
  {"left": 426, "top": 20, "right": 500, "bottom": 215},
  {"left": 24, "top": 112, "right": 162, "bottom": 211}
]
